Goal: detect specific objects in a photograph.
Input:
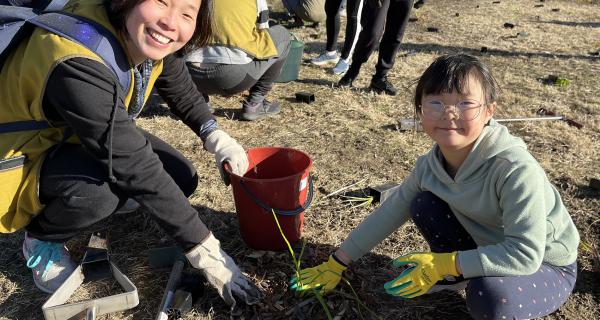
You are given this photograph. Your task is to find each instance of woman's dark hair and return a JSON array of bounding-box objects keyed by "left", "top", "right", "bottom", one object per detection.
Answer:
[
  {"left": 414, "top": 53, "right": 499, "bottom": 112},
  {"left": 106, "top": 0, "right": 214, "bottom": 55}
]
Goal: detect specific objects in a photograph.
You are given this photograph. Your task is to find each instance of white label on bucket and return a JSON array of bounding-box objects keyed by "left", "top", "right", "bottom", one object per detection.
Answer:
[{"left": 299, "top": 177, "right": 308, "bottom": 192}]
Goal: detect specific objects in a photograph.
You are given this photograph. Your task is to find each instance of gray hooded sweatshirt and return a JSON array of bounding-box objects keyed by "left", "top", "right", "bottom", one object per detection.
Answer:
[{"left": 340, "top": 120, "right": 579, "bottom": 278}]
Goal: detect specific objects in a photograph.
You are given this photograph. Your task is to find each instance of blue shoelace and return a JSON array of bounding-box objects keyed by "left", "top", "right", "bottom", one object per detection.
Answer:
[{"left": 26, "top": 241, "right": 64, "bottom": 278}]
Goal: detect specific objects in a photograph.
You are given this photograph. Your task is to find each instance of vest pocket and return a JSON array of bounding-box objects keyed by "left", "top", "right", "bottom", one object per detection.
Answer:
[{"left": 0, "top": 154, "right": 44, "bottom": 233}]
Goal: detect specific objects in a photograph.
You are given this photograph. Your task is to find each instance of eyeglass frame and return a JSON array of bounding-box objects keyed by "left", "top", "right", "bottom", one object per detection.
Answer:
[{"left": 418, "top": 98, "right": 487, "bottom": 121}]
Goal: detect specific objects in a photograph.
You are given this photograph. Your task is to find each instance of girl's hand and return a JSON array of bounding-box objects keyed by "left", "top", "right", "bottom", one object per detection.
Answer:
[
  {"left": 384, "top": 251, "right": 459, "bottom": 298},
  {"left": 289, "top": 255, "right": 347, "bottom": 295}
]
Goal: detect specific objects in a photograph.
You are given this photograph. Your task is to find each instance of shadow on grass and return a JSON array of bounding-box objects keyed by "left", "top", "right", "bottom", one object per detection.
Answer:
[
  {"left": 401, "top": 42, "right": 600, "bottom": 61},
  {"left": 535, "top": 20, "right": 600, "bottom": 28}
]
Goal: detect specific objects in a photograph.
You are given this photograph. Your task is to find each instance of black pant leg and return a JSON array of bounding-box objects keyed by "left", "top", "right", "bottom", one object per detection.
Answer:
[
  {"left": 325, "top": 0, "right": 343, "bottom": 52},
  {"left": 248, "top": 25, "right": 291, "bottom": 102},
  {"left": 26, "top": 143, "right": 123, "bottom": 242},
  {"left": 339, "top": 0, "right": 365, "bottom": 60},
  {"left": 347, "top": 0, "right": 389, "bottom": 78},
  {"left": 26, "top": 132, "right": 199, "bottom": 242},
  {"left": 374, "top": 0, "right": 412, "bottom": 79}
]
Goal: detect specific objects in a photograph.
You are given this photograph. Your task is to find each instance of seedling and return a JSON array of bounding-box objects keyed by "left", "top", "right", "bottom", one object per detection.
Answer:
[
  {"left": 554, "top": 76, "right": 570, "bottom": 87},
  {"left": 340, "top": 194, "right": 374, "bottom": 208},
  {"left": 272, "top": 210, "right": 380, "bottom": 319},
  {"left": 539, "top": 75, "right": 570, "bottom": 87}
]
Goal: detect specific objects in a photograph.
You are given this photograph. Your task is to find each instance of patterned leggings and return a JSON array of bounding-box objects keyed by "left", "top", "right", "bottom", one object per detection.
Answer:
[{"left": 410, "top": 191, "right": 577, "bottom": 320}]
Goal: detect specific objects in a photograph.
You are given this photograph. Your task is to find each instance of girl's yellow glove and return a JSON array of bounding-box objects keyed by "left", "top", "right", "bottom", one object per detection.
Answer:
[
  {"left": 289, "top": 255, "right": 347, "bottom": 294},
  {"left": 384, "top": 251, "right": 459, "bottom": 298}
]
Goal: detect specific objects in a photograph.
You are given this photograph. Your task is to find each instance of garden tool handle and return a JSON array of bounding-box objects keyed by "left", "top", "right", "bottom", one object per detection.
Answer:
[
  {"left": 537, "top": 108, "right": 583, "bottom": 129},
  {"left": 86, "top": 305, "right": 97, "bottom": 320}
]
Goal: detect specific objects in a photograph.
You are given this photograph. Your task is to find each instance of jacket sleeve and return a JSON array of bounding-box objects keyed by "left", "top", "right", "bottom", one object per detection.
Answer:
[
  {"left": 154, "top": 54, "right": 216, "bottom": 139},
  {"left": 340, "top": 166, "right": 421, "bottom": 261},
  {"left": 42, "top": 57, "right": 209, "bottom": 250}
]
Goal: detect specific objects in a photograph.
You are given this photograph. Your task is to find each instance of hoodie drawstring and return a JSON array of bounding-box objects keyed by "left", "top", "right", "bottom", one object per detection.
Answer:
[{"left": 107, "top": 83, "right": 118, "bottom": 183}]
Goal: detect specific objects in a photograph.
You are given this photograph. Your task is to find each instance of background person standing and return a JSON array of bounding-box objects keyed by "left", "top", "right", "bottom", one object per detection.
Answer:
[
  {"left": 337, "top": 0, "right": 412, "bottom": 95},
  {"left": 310, "top": 0, "right": 364, "bottom": 75}
]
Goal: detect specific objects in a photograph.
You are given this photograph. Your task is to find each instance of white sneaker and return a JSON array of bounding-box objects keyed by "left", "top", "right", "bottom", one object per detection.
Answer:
[
  {"left": 332, "top": 59, "right": 350, "bottom": 75},
  {"left": 22, "top": 233, "right": 77, "bottom": 293},
  {"left": 115, "top": 198, "right": 140, "bottom": 214},
  {"left": 310, "top": 52, "right": 339, "bottom": 67}
]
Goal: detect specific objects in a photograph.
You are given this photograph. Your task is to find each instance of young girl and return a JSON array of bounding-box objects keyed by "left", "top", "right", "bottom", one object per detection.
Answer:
[
  {"left": 291, "top": 53, "right": 579, "bottom": 319},
  {"left": 0, "top": 0, "right": 262, "bottom": 310}
]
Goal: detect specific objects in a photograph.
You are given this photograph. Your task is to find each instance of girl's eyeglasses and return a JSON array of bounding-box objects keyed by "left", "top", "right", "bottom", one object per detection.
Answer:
[{"left": 420, "top": 99, "right": 484, "bottom": 121}]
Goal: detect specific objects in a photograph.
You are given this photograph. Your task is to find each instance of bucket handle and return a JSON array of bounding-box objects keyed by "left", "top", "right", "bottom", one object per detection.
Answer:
[{"left": 239, "top": 175, "right": 313, "bottom": 216}]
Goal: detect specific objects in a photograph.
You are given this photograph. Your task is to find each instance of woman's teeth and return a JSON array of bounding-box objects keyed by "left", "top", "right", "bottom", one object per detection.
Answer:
[{"left": 148, "top": 30, "right": 171, "bottom": 44}]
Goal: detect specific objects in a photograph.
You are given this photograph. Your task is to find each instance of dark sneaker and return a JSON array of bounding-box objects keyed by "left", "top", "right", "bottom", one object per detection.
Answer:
[
  {"left": 370, "top": 76, "right": 397, "bottom": 96},
  {"left": 336, "top": 73, "right": 355, "bottom": 88},
  {"left": 242, "top": 100, "right": 281, "bottom": 121}
]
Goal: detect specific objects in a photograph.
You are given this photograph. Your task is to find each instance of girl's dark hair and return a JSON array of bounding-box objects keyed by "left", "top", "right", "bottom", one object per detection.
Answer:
[
  {"left": 106, "top": 0, "right": 214, "bottom": 55},
  {"left": 414, "top": 53, "right": 499, "bottom": 112}
]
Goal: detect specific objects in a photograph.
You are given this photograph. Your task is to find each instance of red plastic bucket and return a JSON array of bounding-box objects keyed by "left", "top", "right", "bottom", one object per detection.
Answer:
[{"left": 226, "top": 147, "right": 313, "bottom": 251}]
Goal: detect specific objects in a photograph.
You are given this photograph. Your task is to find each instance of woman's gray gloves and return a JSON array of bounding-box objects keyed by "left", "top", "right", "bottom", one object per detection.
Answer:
[
  {"left": 204, "top": 130, "right": 248, "bottom": 185},
  {"left": 185, "top": 233, "right": 264, "bottom": 310}
]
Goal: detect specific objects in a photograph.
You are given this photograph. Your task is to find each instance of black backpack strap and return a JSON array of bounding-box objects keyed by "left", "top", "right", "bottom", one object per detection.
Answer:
[
  {"left": 0, "top": 10, "right": 131, "bottom": 134},
  {"left": 29, "top": 12, "right": 131, "bottom": 92}
]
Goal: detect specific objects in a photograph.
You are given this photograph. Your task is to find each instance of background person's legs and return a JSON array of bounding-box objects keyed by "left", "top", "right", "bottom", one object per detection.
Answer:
[
  {"left": 325, "top": 0, "right": 344, "bottom": 53},
  {"left": 246, "top": 25, "right": 291, "bottom": 105},
  {"left": 339, "top": 0, "right": 389, "bottom": 85},
  {"left": 372, "top": 0, "right": 412, "bottom": 80},
  {"left": 339, "top": 0, "right": 364, "bottom": 61}
]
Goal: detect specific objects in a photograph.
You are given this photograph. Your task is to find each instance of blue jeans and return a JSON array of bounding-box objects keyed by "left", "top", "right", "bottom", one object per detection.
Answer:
[{"left": 410, "top": 191, "right": 577, "bottom": 319}]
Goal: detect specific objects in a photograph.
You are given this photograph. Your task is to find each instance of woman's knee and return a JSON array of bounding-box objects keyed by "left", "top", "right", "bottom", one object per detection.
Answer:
[{"left": 181, "top": 173, "right": 199, "bottom": 198}]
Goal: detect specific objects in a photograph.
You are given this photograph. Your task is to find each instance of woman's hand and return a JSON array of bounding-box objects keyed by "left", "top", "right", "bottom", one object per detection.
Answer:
[{"left": 203, "top": 130, "right": 248, "bottom": 185}]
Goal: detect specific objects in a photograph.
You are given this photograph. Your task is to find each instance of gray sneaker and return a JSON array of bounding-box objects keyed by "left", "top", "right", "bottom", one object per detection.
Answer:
[
  {"left": 310, "top": 52, "right": 339, "bottom": 67},
  {"left": 332, "top": 59, "right": 350, "bottom": 75},
  {"left": 23, "top": 233, "right": 77, "bottom": 293},
  {"left": 242, "top": 100, "right": 281, "bottom": 121}
]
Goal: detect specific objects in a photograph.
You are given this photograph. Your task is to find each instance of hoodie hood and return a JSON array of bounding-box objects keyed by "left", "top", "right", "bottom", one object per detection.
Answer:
[{"left": 426, "top": 119, "right": 528, "bottom": 184}]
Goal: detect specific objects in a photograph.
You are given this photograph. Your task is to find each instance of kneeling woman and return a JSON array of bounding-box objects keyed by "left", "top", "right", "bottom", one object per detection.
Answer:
[{"left": 0, "top": 0, "right": 262, "bottom": 309}]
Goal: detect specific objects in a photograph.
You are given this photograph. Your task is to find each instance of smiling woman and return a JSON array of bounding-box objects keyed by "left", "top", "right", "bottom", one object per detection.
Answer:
[
  {"left": 107, "top": 0, "right": 214, "bottom": 59},
  {"left": 0, "top": 0, "right": 263, "bottom": 311}
]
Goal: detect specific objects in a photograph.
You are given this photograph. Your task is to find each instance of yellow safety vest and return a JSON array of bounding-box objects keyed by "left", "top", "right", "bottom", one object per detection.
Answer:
[
  {"left": 208, "top": 0, "right": 279, "bottom": 59},
  {"left": 0, "top": 0, "right": 163, "bottom": 232}
]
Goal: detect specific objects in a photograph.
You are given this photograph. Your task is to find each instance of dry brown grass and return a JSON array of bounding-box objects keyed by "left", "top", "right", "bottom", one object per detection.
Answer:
[{"left": 1, "top": 0, "right": 599, "bottom": 319}]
